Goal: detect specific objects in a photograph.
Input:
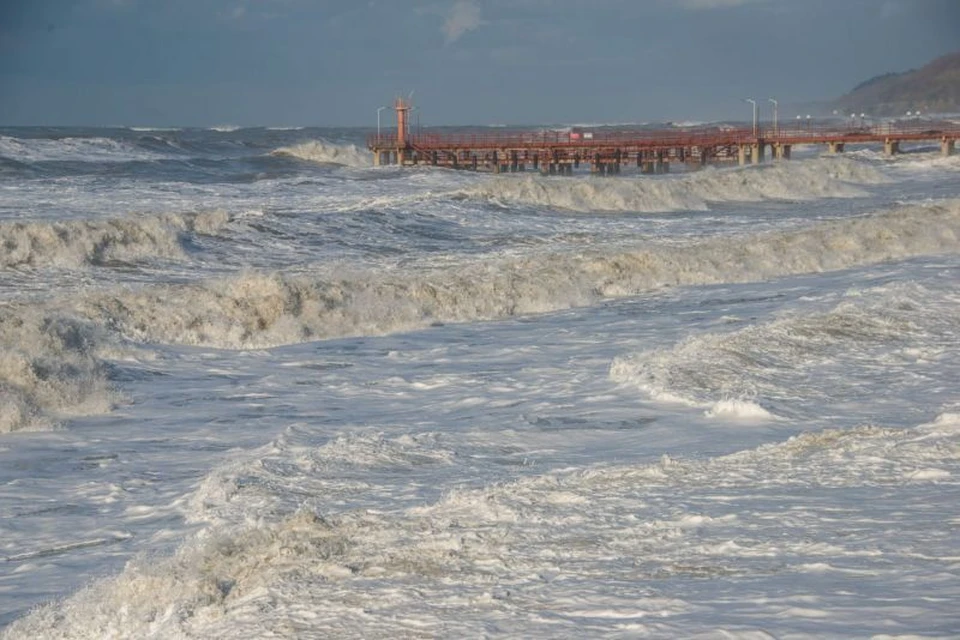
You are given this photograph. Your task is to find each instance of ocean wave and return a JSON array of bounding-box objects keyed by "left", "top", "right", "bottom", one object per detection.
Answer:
[
  {"left": 270, "top": 140, "right": 372, "bottom": 168},
  {"left": 0, "top": 210, "right": 231, "bottom": 269},
  {"left": 59, "top": 198, "right": 960, "bottom": 350},
  {"left": 610, "top": 280, "right": 960, "bottom": 416},
  {"left": 0, "top": 135, "right": 167, "bottom": 164},
  {"left": 7, "top": 414, "right": 958, "bottom": 637},
  {"left": 464, "top": 156, "right": 887, "bottom": 212},
  {"left": 0, "top": 310, "right": 118, "bottom": 434}
]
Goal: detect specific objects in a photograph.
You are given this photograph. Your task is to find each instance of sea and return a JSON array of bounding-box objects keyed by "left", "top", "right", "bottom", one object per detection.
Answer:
[{"left": 1, "top": 124, "right": 959, "bottom": 638}]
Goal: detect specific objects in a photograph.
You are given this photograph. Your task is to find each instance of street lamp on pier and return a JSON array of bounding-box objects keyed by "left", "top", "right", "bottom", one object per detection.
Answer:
[
  {"left": 377, "top": 106, "right": 388, "bottom": 143},
  {"left": 744, "top": 98, "right": 758, "bottom": 137},
  {"left": 768, "top": 98, "right": 778, "bottom": 137}
]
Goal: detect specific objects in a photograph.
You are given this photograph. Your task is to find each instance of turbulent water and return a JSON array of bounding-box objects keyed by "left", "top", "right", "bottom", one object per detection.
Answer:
[{"left": 1, "top": 125, "right": 960, "bottom": 638}]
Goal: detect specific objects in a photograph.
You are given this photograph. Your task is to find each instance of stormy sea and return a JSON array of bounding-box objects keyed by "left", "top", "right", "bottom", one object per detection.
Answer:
[{"left": 1, "top": 124, "right": 959, "bottom": 638}]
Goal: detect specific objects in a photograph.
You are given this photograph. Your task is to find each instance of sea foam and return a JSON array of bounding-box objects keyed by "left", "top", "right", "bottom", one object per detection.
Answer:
[
  {"left": 0, "top": 310, "right": 117, "bottom": 433},
  {"left": 0, "top": 210, "right": 231, "bottom": 269},
  {"left": 57, "top": 198, "right": 960, "bottom": 350},
  {"left": 610, "top": 280, "right": 960, "bottom": 416},
  {"left": 464, "top": 156, "right": 887, "bottom": 212},
  {"left": 271, "top": 140, "right": 372, "bottom": 168},
  {"left": 6, "top": 417, "right": 958, "bottom": 638}
]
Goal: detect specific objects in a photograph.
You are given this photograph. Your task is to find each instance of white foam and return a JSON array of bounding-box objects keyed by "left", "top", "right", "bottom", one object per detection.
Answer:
[
  {"left": 31, "top": 198, "right": 959, "bottom": 350},
  {"left": 612, "top": 279, "right": 960, "bottom": 417},
  {"left": 271, "top": 140, "right": 372, "bottom": 168},
  {"left": 465, "top": 156, "right": 887, "bottom": 213},
  {"left": 0, "top": 135, "right": 165, "bottom": 163},
  {"left": 0, "top": 311, "right": 118, "bottom": 433},
  {"left": 8, "top": 417, "right": 959, "bottom": 637},
  {"left": 0, "top": 210, "right": 230, "bottom": 269},
  {"left": 704, "top": 399, "right": 776, "bottom": 421}
]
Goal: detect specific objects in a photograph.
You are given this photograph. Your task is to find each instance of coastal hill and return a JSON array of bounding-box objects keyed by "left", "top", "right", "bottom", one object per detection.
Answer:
[{"left": 834, "top": 51, "right": 960, "bottom": 117}]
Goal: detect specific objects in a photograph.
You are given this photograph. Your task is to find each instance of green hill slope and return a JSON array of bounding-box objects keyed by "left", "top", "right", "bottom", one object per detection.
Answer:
[{"left": 835, "top": 51, "right": 960, "bottom": 116}]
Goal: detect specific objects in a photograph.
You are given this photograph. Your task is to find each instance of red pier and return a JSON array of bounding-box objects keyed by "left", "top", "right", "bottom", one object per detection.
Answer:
[{"left": 368, "top": 106, "right": 960, "bottom": 174}]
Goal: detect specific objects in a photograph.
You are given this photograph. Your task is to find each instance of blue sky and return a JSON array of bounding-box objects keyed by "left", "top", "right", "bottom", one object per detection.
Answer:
[{"left": 1, "top": 0, "right": 957, "bottom": 126}]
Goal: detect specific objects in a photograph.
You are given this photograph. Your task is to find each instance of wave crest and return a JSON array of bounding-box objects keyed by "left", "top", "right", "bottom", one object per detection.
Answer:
[
  {"left": 610, "top": 280, "right": 960, "bottom": 417},
  {"left": 0, "top": 210, "right": 231, "bottom": 269},
  {"left": 58, "top": 199, "right": 960, "bottom": 350},
  {"left": 271, "top": 140, "right": 372, "bottom": 168},
  {"left": 466, "top": 157, "right": 886, "bottom": 212},
  {"left": 0, "top": 310, "right": 117, "bottom": 433},
  {"left": 0, "top": 135, "right": 165, "bottom": 163}
]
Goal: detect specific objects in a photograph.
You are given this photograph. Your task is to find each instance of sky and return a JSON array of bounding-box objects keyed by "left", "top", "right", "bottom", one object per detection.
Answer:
[{"left": 0, "top": 0, "right": 958, "bottom": 127}]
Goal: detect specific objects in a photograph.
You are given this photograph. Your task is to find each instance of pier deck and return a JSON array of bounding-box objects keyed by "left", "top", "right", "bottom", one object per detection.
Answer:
[{"left": 368, "top": 120, "right": 960, "bottom": 174}]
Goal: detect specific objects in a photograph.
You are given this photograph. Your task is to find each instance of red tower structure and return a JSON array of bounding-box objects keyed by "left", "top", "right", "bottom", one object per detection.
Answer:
[{"left": 394, "top": 96, "right": 411, "bottom": 149}]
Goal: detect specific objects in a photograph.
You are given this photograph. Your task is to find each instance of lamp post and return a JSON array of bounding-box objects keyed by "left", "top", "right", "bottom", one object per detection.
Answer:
[
  {"left": 376, "top": 106, "right": 388, "bottom": 143},
  {"left": 744, "top": 98, "right": 757, "bottom": 137},
  {"left": 411, "top": 106, "right": 421, "bottom": 138},
  {"left": 768, "top": 98, "right": 778, "bottom": 138}
]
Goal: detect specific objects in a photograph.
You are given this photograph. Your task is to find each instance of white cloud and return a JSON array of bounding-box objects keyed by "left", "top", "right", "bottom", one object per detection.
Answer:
[{"left": 443, "top": 0, "right": 483, "bottom": 44}]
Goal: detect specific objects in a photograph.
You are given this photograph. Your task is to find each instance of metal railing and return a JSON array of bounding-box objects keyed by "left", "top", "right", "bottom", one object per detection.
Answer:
[{"left": 368, "top": 120, "right": 960, "bottom": 150}]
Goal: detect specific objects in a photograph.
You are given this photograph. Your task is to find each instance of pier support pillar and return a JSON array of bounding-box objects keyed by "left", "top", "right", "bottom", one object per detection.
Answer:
[
  {"left": 738, "top": 146, "right": 748, "bottom": 166},
  {"left": 884, "top": 139, "right": 900, "bottom": 156},
  {"left": 751, "top": 143, "right": 764, "bottom": 164},
  {"left": 828, "top": 142, "right": 845, "bottom": 155},
  {"left": 941, "top": 138, "right": 955, "bottom": 157},
  {"left": 774, "top": 144, "right": 791, "bottom": 161}
]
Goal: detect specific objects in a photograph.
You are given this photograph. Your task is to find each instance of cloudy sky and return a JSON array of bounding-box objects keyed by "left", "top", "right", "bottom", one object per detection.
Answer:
[{"left": 1, "top": 0, "right": 958, "bottom": 126}]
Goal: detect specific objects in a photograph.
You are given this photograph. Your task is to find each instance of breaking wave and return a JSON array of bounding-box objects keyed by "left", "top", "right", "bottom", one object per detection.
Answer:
[
  {"left": 0, "top": 210, "right": 231, "bottom": 269},
  {"left": 271, "top": 140, "right": 372, "bottom": 168},
  {"left": 0, "top": 135, "right": 166, "bottom": 164},
  {"left": 6, "top": 414, "right": 958, "bottom": 637},
  {"left": 2, "top": 198, "right": 957, "bottom": 431},
  {"left": 466, "top": 156, "right": 886, "bottom": 212},
  {"left": 0, "top": 309, "right": 119, "bottom": 433},
  {"left": 610, "top": 281, "right": 960, "bottom": 418},
  {"left": 63, "top": 198, "right": 960, "bottom": 350}
]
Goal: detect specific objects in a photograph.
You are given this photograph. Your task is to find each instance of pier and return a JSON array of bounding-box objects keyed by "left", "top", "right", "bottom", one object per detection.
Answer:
[{"left": 369, "top": 98, "right": 960, "bottom": 174}]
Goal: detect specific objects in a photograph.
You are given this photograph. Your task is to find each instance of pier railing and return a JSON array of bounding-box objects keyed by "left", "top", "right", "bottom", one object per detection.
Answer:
[{"left": 368, "top": 120, "right": 960, "bottom": 150}]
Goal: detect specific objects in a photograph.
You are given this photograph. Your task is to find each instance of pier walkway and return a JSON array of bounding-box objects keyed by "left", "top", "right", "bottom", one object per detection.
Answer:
[{"left": 368, "top": 106, "right": 960, "bottom": 175}]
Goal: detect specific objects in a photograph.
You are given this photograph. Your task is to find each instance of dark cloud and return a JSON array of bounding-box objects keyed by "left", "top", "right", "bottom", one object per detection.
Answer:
[{"left": 0, "top": 0, "right": 956, "bottom": 125}]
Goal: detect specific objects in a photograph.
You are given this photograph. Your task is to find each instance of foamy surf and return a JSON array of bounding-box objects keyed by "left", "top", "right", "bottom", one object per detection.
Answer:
[
  {"left": 0, "top": 210, "right": 231, "bottom": 269},
  {"left": 0, "top": 311, "right": 119, "bottom": 433},
  {"left": 271, "top": 140, "right": 372, "bottom": 168},
  {"left": 704, "top": 398, "right": 776, "bottom": 421},
  {"left": 5, "top": 197, "right": 947, "bottom": 352},
  {"left": 7, "top": 415, "right": 958, "bottom": 638},
  {"left": 0, "top": 135, "right": 168, "bottom": 164},
  {"left": 464, "top": 156, "right": 887, "bottom": 212},
  {"left": 611, "top": 280, "right": 960, "bottom": 421}
]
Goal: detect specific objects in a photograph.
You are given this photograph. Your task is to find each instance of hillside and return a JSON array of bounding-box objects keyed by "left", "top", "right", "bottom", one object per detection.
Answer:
[{"left": 835, "top": 51, "right": 960, "bottom": 116}]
